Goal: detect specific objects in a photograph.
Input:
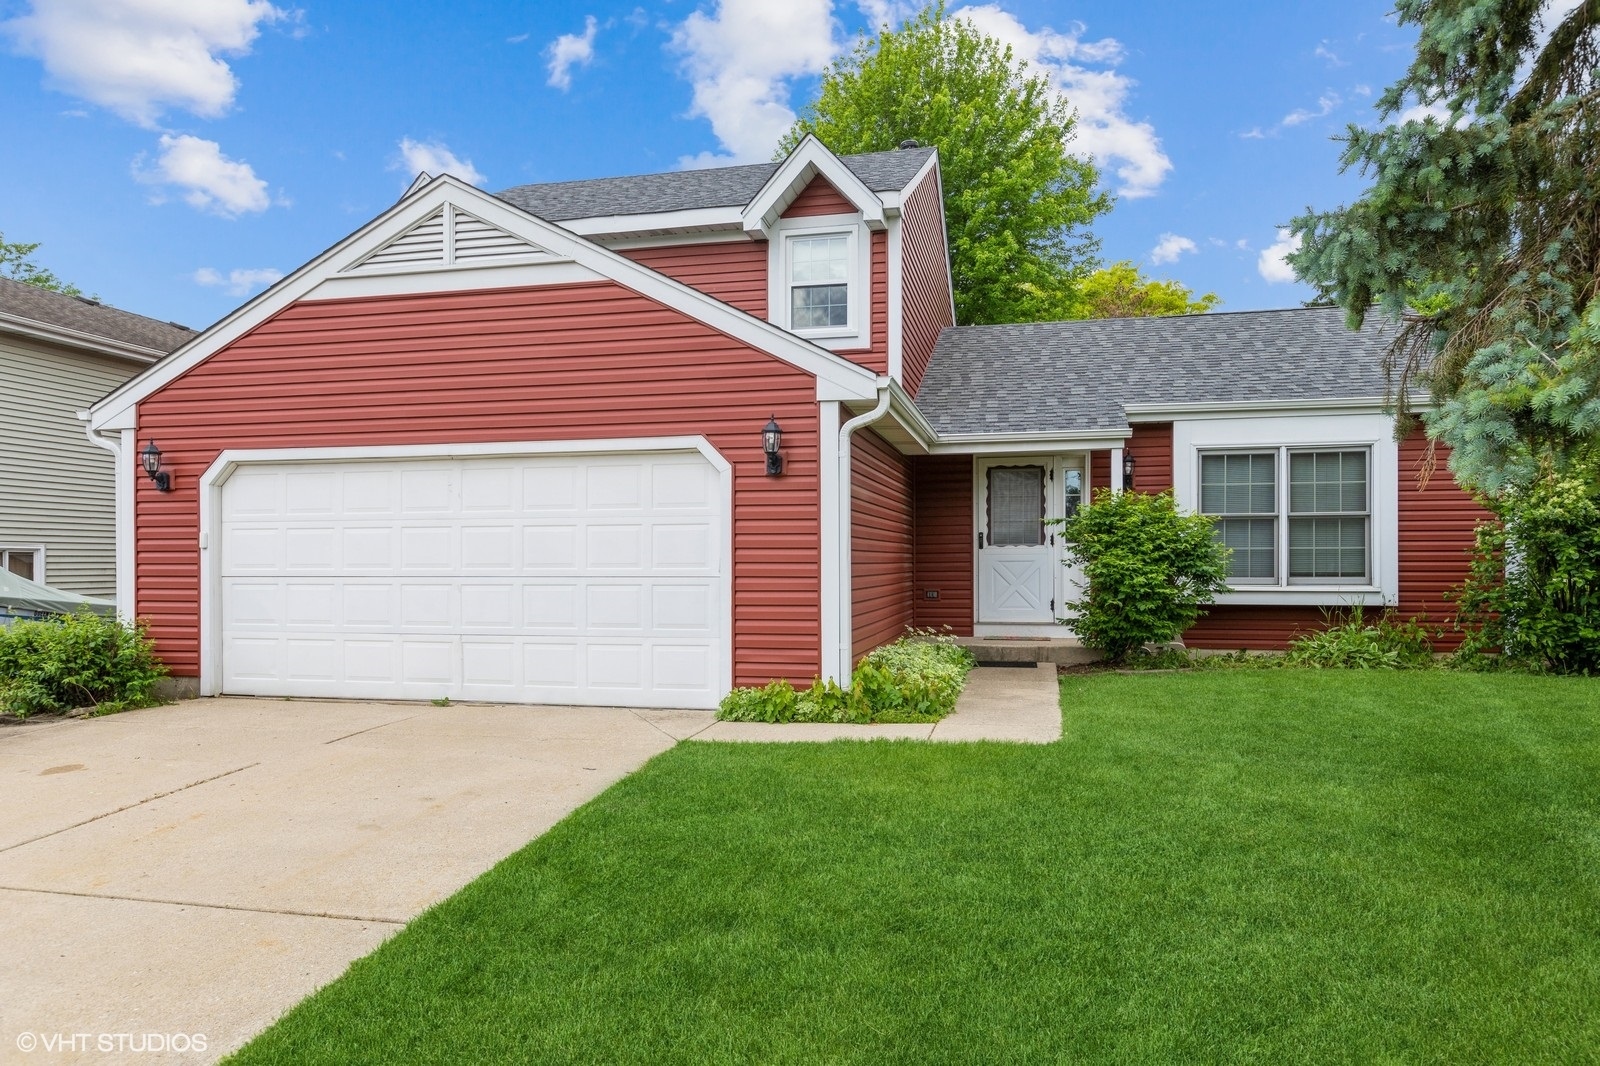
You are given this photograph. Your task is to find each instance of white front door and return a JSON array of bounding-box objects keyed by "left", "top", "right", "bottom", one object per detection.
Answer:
[{"left": 977, "top": 458, "right": 1054, "bottom": 623}]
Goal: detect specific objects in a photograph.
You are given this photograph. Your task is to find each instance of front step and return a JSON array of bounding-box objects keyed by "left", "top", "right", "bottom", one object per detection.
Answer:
[{"left": 953, "top": 637, "right": 1102, "bottom": 666}]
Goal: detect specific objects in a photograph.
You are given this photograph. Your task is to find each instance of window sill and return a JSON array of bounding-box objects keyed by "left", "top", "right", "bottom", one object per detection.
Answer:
[
  {"left": 792, "top": 328, "right": 866, "bottom": 350},
  {"left": 1212, "top": 587, "right": 1391, "bottom": 607}
]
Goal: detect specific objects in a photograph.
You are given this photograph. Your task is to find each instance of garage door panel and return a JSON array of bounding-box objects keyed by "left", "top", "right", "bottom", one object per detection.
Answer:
[{"left": 219, "top": 449, "right": 726, "bottom": 708}]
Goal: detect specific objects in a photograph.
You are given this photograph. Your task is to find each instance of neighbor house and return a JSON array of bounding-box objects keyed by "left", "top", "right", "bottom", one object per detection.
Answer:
[
  {"left": 1, "top": 277, "right": 194, "bottom": 599},
  {"left": 86, "top": 137, "right": 1486, "bottom": 708}
]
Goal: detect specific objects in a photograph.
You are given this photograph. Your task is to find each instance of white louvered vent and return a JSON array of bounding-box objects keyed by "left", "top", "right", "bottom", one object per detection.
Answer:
[
  {"left": 451, "top": 208, "right": 548, "bottom": 262},
  {"left": 358, "top": 209, "right": 446, "bottom": 268}
]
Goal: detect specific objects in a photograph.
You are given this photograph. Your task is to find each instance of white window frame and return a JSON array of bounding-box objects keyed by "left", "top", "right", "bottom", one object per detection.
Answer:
[
  {"left": 768, "top": 214, "right": 871, "bottom": 350},
  {"left": 1198, "top": 447, "right": 1374, "bottom": 587},
  {"left": 0, "top": 546, "right": 46, "bottom": 585},
  {"left": 1172, "top": 413, "right": 1398, "bottom": 607}
]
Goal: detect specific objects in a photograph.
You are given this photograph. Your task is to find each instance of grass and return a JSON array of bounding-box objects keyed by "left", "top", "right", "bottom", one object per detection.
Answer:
[{"left": 230, "top": 671, "right": 1600, "bottom": 1064}]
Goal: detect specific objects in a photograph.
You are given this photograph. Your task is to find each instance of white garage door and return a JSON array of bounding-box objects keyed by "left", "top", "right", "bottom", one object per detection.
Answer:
[{"left": 216, "top": 449, "right": 727, "bottom": 709}]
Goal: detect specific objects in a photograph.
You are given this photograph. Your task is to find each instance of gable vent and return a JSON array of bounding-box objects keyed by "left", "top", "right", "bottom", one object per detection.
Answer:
[
  {"left": 359, "top": 209, "right": 446, "bottom": 268},
  {"left": 451, "top": 208, "right": 546, "bottom": 262}
]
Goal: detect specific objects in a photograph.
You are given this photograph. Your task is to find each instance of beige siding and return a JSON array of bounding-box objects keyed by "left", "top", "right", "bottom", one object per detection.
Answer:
[{"left": 0, "top": 333, "right": 143, "bottom": 598}]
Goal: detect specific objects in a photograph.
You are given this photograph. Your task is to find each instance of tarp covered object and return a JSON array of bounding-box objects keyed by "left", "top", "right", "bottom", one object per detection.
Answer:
[{"left": 0, "top": 568, "right": 115, "bottom": 618}]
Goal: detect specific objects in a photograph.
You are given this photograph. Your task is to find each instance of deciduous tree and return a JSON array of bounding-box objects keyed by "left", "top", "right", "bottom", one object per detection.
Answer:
[
  {"left": 0, "top": 233, "right": 84, "bottom": 297},
  {"left": 781, "top": 2, "right": 1108, "bottom": 325}
]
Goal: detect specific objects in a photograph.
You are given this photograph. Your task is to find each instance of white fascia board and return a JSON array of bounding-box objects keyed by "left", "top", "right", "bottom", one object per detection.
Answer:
[
  {"left": 560, "top": 206, "right": 745, "bottom": 238},
  {"left": 91, "top": 174, "right": 879, "bottom": 430},
  {"left": 742, "top": 135, "right": 887, "bottom": 238},
  {"left": 1124, "top": 397, "right": 1390, "bottom": 421},
  {"left": 929, "top": 429, "right": 1131, "bottom": 455},
  {"left": 0, "top": 314, "right": 164, "bottom": 364},
  {"left": 885, "top": 380, "right": 937, "bottom": 451}
]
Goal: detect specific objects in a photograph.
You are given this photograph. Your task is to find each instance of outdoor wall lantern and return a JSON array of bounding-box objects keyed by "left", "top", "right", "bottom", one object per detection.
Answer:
[
  {"left": 763, "top": 416, "right": 784, "bottom": 477},
  {"left": 1122, "top": 451, "right": 1137, "bottom": 491},
  {"left": 141, "top": 439, "right": 173, "bottom": 492}
]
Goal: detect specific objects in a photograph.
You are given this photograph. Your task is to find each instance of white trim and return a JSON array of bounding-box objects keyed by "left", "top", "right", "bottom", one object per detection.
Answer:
[
  {"left": 306, "top": 261, "right": 604, "bottom": 301},
  {"left": 0, "top": 544, "right": 47, "bottom": 585},
  {"left": 767, "top": 214, "right": 873, "bottom": 351},
  {"left": 196, "top": 436, "right": 735, "bottom": 700},
  {"left": 886, "top": 212, "right": 905, "bottom": 384},
  {"left": 1111, "top": 447, "right": 1126, "bottom": 493},
  {"left": 0, "top": 313, "right": 166, "bottom": 364},
  {"left": 932, "top": 433, "right": 1129, "bottom": 456},
  {"left": 1126, "top": 398, "right": 1389, "bottom": 421},
  {"left": 1172, "top": 413, "right": 1400, "bottom": 605},
  {"left": 79, "top": 415, "right": 134, "bottom": 613},
  {"left": 594, "top": 230, "right": 755, "bottom": 252},
  {"left": 818, "top": 400, "right": 843, "bottom": 684},
  {"left": 562, "top": 207, "right": 745, "bottom": 239},
  {"left": 89, "top": 174, "right": 879, "bottom": 432},
  {"left": 742, "top": 135, "right": 887, "bottom": 238}
]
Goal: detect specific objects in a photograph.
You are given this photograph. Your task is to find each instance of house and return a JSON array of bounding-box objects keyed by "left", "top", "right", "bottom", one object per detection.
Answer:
[
  {"left": 86, "top": 137, "right": 1486, "bottom": 709},
  {"left": 1, "top": 277, "right": 194, "bottom": 600}
]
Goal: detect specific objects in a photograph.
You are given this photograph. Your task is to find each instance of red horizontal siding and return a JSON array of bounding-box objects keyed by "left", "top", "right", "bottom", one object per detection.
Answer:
[
  {"left": 851, "top": 428, "right": 914, "bottom": 657},
  {"left": 1089, "top": 450, "right": 1111, "bottom": 495},
  {"left": 899, "top": 169, "right": 953, "bottom": 396},
  {"left": 1127, "top": 423, "right": 1173, "bottom": 493},
  {"left": 911, "top": 455, "right": 973, "bottom": 634},
  {"left": 1398, "top": 430, "right": 1489, "bottom": 648},
  {"left": 782, "top": 176, "right": 855, "bottom": 217},
  {"left": 620, "top": 241, "right": 767, "bottom": 318},
  {"left": 1185, "top": 606, "right": 1332, "bottom": 650},
  {"left": 134, "top": 281, "right": 823, "bottom": 687}
]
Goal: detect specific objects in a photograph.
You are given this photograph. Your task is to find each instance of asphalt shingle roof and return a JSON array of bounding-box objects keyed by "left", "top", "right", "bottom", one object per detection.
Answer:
[
  {"left": 496, "top": 147, "right": 937, "bottom": 221},
  {"left": 0, "top": 277, "right": 195, "bottom": 355},
  {"left": 914, "top": 306, "right": 1402, "bottom": 435}
]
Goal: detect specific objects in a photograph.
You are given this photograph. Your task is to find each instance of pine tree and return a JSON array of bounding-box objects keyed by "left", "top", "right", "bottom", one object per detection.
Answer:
[{"left": 1288, "top": 0, "right": 1600, "bottom": 493}]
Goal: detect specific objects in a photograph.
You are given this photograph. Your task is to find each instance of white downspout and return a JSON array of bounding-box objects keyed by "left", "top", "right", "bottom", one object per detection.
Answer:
[
  {"left": 79, "top": 412, "right": 133, "bottom": 620},
  {"left": 835, "top": 386, "right": 893, "bottom": 682}
]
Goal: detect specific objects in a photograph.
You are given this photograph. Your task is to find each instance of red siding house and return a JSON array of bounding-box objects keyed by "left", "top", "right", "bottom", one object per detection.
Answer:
[{"left": 88, "top": 137, "right": 1486, "bottom": 709}]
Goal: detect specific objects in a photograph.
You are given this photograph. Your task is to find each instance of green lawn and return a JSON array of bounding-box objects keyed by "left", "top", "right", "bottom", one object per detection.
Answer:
[{"left": 231, "top": 672, "right": 1600, "bottom": 1064}]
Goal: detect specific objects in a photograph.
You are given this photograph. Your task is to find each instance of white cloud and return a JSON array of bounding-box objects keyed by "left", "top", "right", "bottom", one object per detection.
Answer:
[
  {"left": 138, "top": 134, "right": 271, "bottom": 217},
  {"left": 193, "top": 265, "right": 282, "bottom": 296},
  {"left": 1258, "top": 228, "right": 1301, "bottom": 284},
  {"left": 3, "top": 0, "right": 284, "bottom": 127},
  {"left": 1314, "top": 41, "right": 1345, "bottom": 68},
  {"left": 669, "top": 0, "right": 840, "bottom": 167},
  {"left": 546, "top": 15, "right": 598, "bottom": 90},
  {"left": 1149, "top": 233, "right": 1196, "bottom": 265},
  {"left": 1282, "top": 91, "right": 1340, "bottom": 127},
  {"left": 393, "top": 137, "right": 485, "bottom": 185},
  {"left": 507, "top": 32, "right": 530, "bottom": 44},
  {"left": 1398, "top": 101, "right": 1452, "bottom": 124},
  {"left": 950, "top": 5, "right": 1171, "bottom": 198},
  {"left": 856, "top": 0, "right": 917, "bottom": 28},
  {"left": 1239, "top": 126, "right": 1267, "bottom": 140}
]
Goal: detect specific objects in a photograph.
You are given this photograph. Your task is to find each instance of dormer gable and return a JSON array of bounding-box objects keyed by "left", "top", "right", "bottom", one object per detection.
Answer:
[{"left": 740, "top": 135, "right": 886, "bottom": 240}]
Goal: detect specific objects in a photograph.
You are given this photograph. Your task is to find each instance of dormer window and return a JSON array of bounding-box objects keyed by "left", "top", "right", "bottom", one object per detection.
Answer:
[
  {"left": 771, "top": 216, "right": 870, "bottom": 348},
  {"left": 790, "top": 235, "right": 850, "bottom": 329}
]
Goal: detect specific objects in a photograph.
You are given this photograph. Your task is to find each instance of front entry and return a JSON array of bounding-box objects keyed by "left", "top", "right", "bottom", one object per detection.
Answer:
[{"left": 976, "top": 456, "right": 1086, "bottom": 626}]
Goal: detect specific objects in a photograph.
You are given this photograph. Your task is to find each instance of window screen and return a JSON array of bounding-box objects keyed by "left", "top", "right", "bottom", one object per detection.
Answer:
[
  {"left": 987, "top": 466, "right": 1045, "bottom": 546},
  {"left": 1288, "top": 451, "right": 1369, "bottom": 580},
  {"left": 1200, "top": 452, "right": 1277, "bottom": 581},
  {"left": 789, "top": 235, "right": 850, "bottom": 329}
]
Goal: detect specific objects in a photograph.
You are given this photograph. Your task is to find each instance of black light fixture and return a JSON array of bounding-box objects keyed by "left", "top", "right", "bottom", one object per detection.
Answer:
[
  {"left": 140, "top": 439, "right": 172, "bottom": 492},
  {"left": 1122, "top": 451, "right": 1137, "bottom": 491},
  {"left": 762, "top": 415, "right": 784, "bottom": 476}
]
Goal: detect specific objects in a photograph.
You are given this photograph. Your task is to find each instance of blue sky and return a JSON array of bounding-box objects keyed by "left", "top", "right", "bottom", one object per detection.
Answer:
[{"left": 0, "top": 0, "right": 1419, "bottom": 330}]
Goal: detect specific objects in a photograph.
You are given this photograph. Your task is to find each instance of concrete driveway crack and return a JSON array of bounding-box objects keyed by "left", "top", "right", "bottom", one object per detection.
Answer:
[
  {"left": 0, "top": 885, "right": 404, "bottom": 925},
  {"left": 0, "top": 762, "right": 261, "bottom": 854}
]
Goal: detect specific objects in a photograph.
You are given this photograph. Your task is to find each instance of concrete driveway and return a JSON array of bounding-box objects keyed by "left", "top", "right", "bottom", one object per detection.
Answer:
[{"left": 0, "top": 698, "right": 709, "bottom": 1063}]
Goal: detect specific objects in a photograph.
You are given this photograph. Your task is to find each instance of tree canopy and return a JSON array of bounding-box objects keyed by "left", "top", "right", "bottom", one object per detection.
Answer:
[
  {"left": 1073, "top": 261, "right": 1220, "bottom": 318},
  {"left": 781, "top": 2, "right": 1109, "bottom": 326},
  {"left": 1288, "top": 0, "right": 1600, "bottom": 494},
  {"left": 1, "top": 233, "right": 84, "bottom": 298}
]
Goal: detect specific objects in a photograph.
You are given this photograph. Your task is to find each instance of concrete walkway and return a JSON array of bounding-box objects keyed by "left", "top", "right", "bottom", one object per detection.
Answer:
[
  {"left": 0, "top": 699, "right": 685, "bottom": 1064},
  {"left": 690, "top": 663, "right": 1061, "bottom": 744}
]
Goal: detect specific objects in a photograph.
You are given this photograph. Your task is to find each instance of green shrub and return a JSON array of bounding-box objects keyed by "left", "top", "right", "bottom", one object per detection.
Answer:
[
  {"left": 717, "top": 631, "right": 975, "bottom": 723},
  {"left": 1285, "top": 610, "right": 1436, "bottom": 670},
  {"left": 0, "top": 611, "right": 167, "bottom": 717},
  {"left": 1454, "top": 459, "right": 1600, "bottom": 674},
  {"left": 1056, "top": 488, "right": 1231, "bottom": 665}
]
